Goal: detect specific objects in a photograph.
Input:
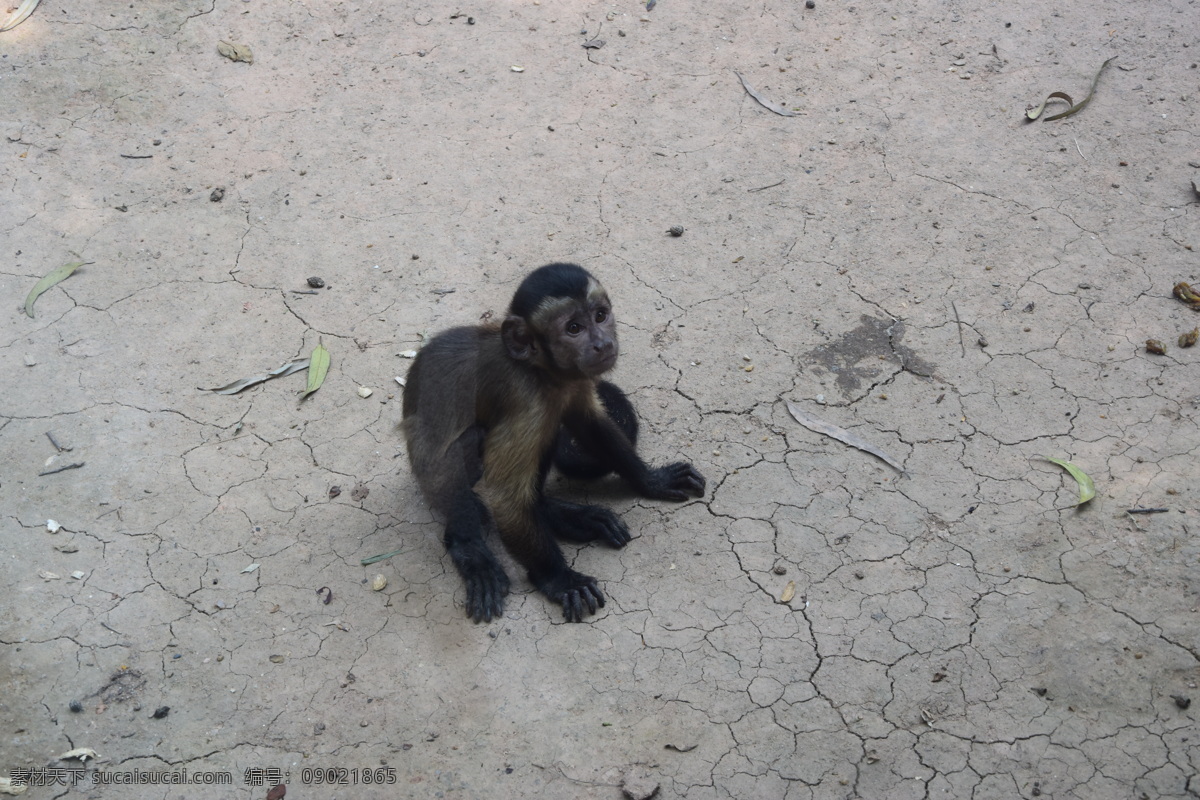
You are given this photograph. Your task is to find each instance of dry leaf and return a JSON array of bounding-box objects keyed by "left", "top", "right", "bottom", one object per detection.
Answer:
[
  {"left": 0, "top": 774, "right": 28, "bottom": 795},
  {"left": 785, "top": 401, "right": 905, "bottom": 472},
  {"left": 206, "top": 358, "right": 309, "bottom": 395},
  {"left": 217, "top": 40, "right": 254, "bottom": 64},
  {"left": 780, "top": 581, "right": 796, "bottom": 603},
  {"left": 0, "top": 0, "right": 40, "bottom": 32},
  {"left": 734, "top": 71, "right": 802, "bottom": 117},
  {"left": 57, "top": 748, "right": 100, "bottom": 762}
]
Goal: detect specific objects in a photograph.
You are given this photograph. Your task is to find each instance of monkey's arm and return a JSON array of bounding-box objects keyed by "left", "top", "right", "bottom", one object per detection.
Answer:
[{"left": 563, "top": 411, "right": 706, "bottom": 501}]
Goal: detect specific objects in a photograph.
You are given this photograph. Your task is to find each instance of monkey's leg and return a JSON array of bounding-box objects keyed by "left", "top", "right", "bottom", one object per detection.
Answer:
[
  {"left": 553, "top": 381, "right": 638, "bottom": 480},
  {"left": 444, "top": 489, "right": 510, "bottom": 623},
  {"left": 494, "top": 508, "right": 606, "bottom": 623},
  {"left": 541, "top": 496, "right": 631, "bottom": 549}
]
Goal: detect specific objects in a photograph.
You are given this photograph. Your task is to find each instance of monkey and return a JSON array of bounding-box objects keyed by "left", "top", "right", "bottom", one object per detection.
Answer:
[{"left": 401, "top": 263, "right": 706, "bottom": 623}]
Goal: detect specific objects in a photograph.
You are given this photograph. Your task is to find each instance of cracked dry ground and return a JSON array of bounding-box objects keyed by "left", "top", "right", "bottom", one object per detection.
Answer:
[{"left": 1, "top": 1, "right": 1198, "bottom": 799}]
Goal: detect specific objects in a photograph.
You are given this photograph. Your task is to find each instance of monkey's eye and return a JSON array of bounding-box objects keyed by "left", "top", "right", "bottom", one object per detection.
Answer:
[
  {"left": 595, "top": 309, "right": 608, "bottom": 323},
  {"left": 566, "top": 321, "right": 583, "bottom": 335}
]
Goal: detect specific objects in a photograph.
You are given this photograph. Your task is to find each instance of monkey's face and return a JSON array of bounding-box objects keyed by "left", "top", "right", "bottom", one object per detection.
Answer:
[{"left": 546, "top": 298, "right": 618, "bottom": 378}]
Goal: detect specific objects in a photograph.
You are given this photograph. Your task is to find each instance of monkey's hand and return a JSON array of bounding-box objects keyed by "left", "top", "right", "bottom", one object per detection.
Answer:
[
  {"left": 543, "top": 498, "right": 631, "bottom": 549},
  {"left": 639, "top": 462, "right": 707, "bottom": 501},
  {"left": 463, "top": 561, "right": 511, "bottom": 624},
  {"left": 532, "top": 569, "right": 606, "bottom": 623}
]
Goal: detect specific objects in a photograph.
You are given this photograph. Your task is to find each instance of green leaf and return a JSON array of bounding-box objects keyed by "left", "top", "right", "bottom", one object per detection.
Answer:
[
  {"left": 361, "top": 548, "right": 403, "bottom": 566},
  {"left": 1040, "top": 456, "right": 1096, "bottom": 506},
  {"left": 24, "top": 261, "right": 84, "bottom": 318},
  {"left": 300, "top": 339, "right": 329, "bottom": 400}
]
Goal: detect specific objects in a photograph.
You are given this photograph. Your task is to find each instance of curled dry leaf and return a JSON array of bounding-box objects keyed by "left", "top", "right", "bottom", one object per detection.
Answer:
[
  {"left": 1145, "top": 339, "right": 1167, "bottom": 355},
  {"left": 1179, "top": 328, "right": 1198, "bottom": 348},
  {"left": 217, "top": 40, "right": 254, "bottom": 64},
  {"left": 1174, "top": 282, "right": 1200, "bottom": 307},
  {"left": 1024, "top": 57, "right": 1114, "bottom": 121}
]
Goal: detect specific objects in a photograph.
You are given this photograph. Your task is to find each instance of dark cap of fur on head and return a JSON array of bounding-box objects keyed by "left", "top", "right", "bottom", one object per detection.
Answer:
[{"left": 510, "top": 263, "right": 597, "bottom": 319}]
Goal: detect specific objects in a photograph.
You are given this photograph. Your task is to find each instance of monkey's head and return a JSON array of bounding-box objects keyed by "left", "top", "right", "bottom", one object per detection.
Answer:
[{"left": 502, "top": 263, "right": 618, "bottom": 378}]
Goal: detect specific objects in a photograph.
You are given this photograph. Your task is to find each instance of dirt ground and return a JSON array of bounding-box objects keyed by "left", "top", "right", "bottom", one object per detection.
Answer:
[{"left": 2, "top": 0, "right": 1198, "bottom": 798}]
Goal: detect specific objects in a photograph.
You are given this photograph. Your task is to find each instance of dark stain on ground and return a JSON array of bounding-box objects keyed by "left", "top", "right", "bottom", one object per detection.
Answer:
[
  {"left": 91, "top": 669, "right": 146, "bottom": 704},
  {"left": 808, "top": 315, "right": 934, "bottom": 395}
]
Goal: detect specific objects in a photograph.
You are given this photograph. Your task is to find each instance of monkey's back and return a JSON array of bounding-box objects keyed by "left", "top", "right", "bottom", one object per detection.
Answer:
[{"left": 401, "top": 326, "right": 492, "bottom": 510}]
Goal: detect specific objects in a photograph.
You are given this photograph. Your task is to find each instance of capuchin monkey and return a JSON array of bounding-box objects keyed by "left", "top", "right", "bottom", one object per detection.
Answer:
[{"left": 401, "top": 263, "right": 706, "bottom": 623}]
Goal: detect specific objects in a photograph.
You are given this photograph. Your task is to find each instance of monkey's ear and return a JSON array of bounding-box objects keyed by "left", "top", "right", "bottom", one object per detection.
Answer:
[{"left": 501, "top": 315, "right": 537, "bottom": 361}]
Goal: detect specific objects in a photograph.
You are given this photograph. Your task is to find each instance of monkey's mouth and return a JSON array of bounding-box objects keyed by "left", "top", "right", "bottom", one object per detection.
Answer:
[{"left": 586, "top": 350, "right": 618, "bottom": 375}]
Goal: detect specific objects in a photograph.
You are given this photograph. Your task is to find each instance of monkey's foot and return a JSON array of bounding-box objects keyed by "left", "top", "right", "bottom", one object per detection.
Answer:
[
  {"left": 545, "top": 498, "right": 631, "bottom": 548},
  {"left": 641, "top": 462, "right": 707, "bottom": 501},
  {"left": 534, "top": 569, "right": 606, "bottom": 623},
  {"left": 462, "top": 561, "right": 511, "bottom": 623}
]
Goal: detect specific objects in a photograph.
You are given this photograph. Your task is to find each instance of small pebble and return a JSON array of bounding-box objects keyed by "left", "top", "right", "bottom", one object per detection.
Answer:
[
  {"left": 668, "top": 225, "right": 684, "bottom": 237},
  {"left": 152, "top": 706, "right": 170, "bottom": 719},
  {"left": 805, "top": 0, "right": 815, "bottom": 7},
  {"left": 69, "top": 700, "right": 84, "bottom": 713}
]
